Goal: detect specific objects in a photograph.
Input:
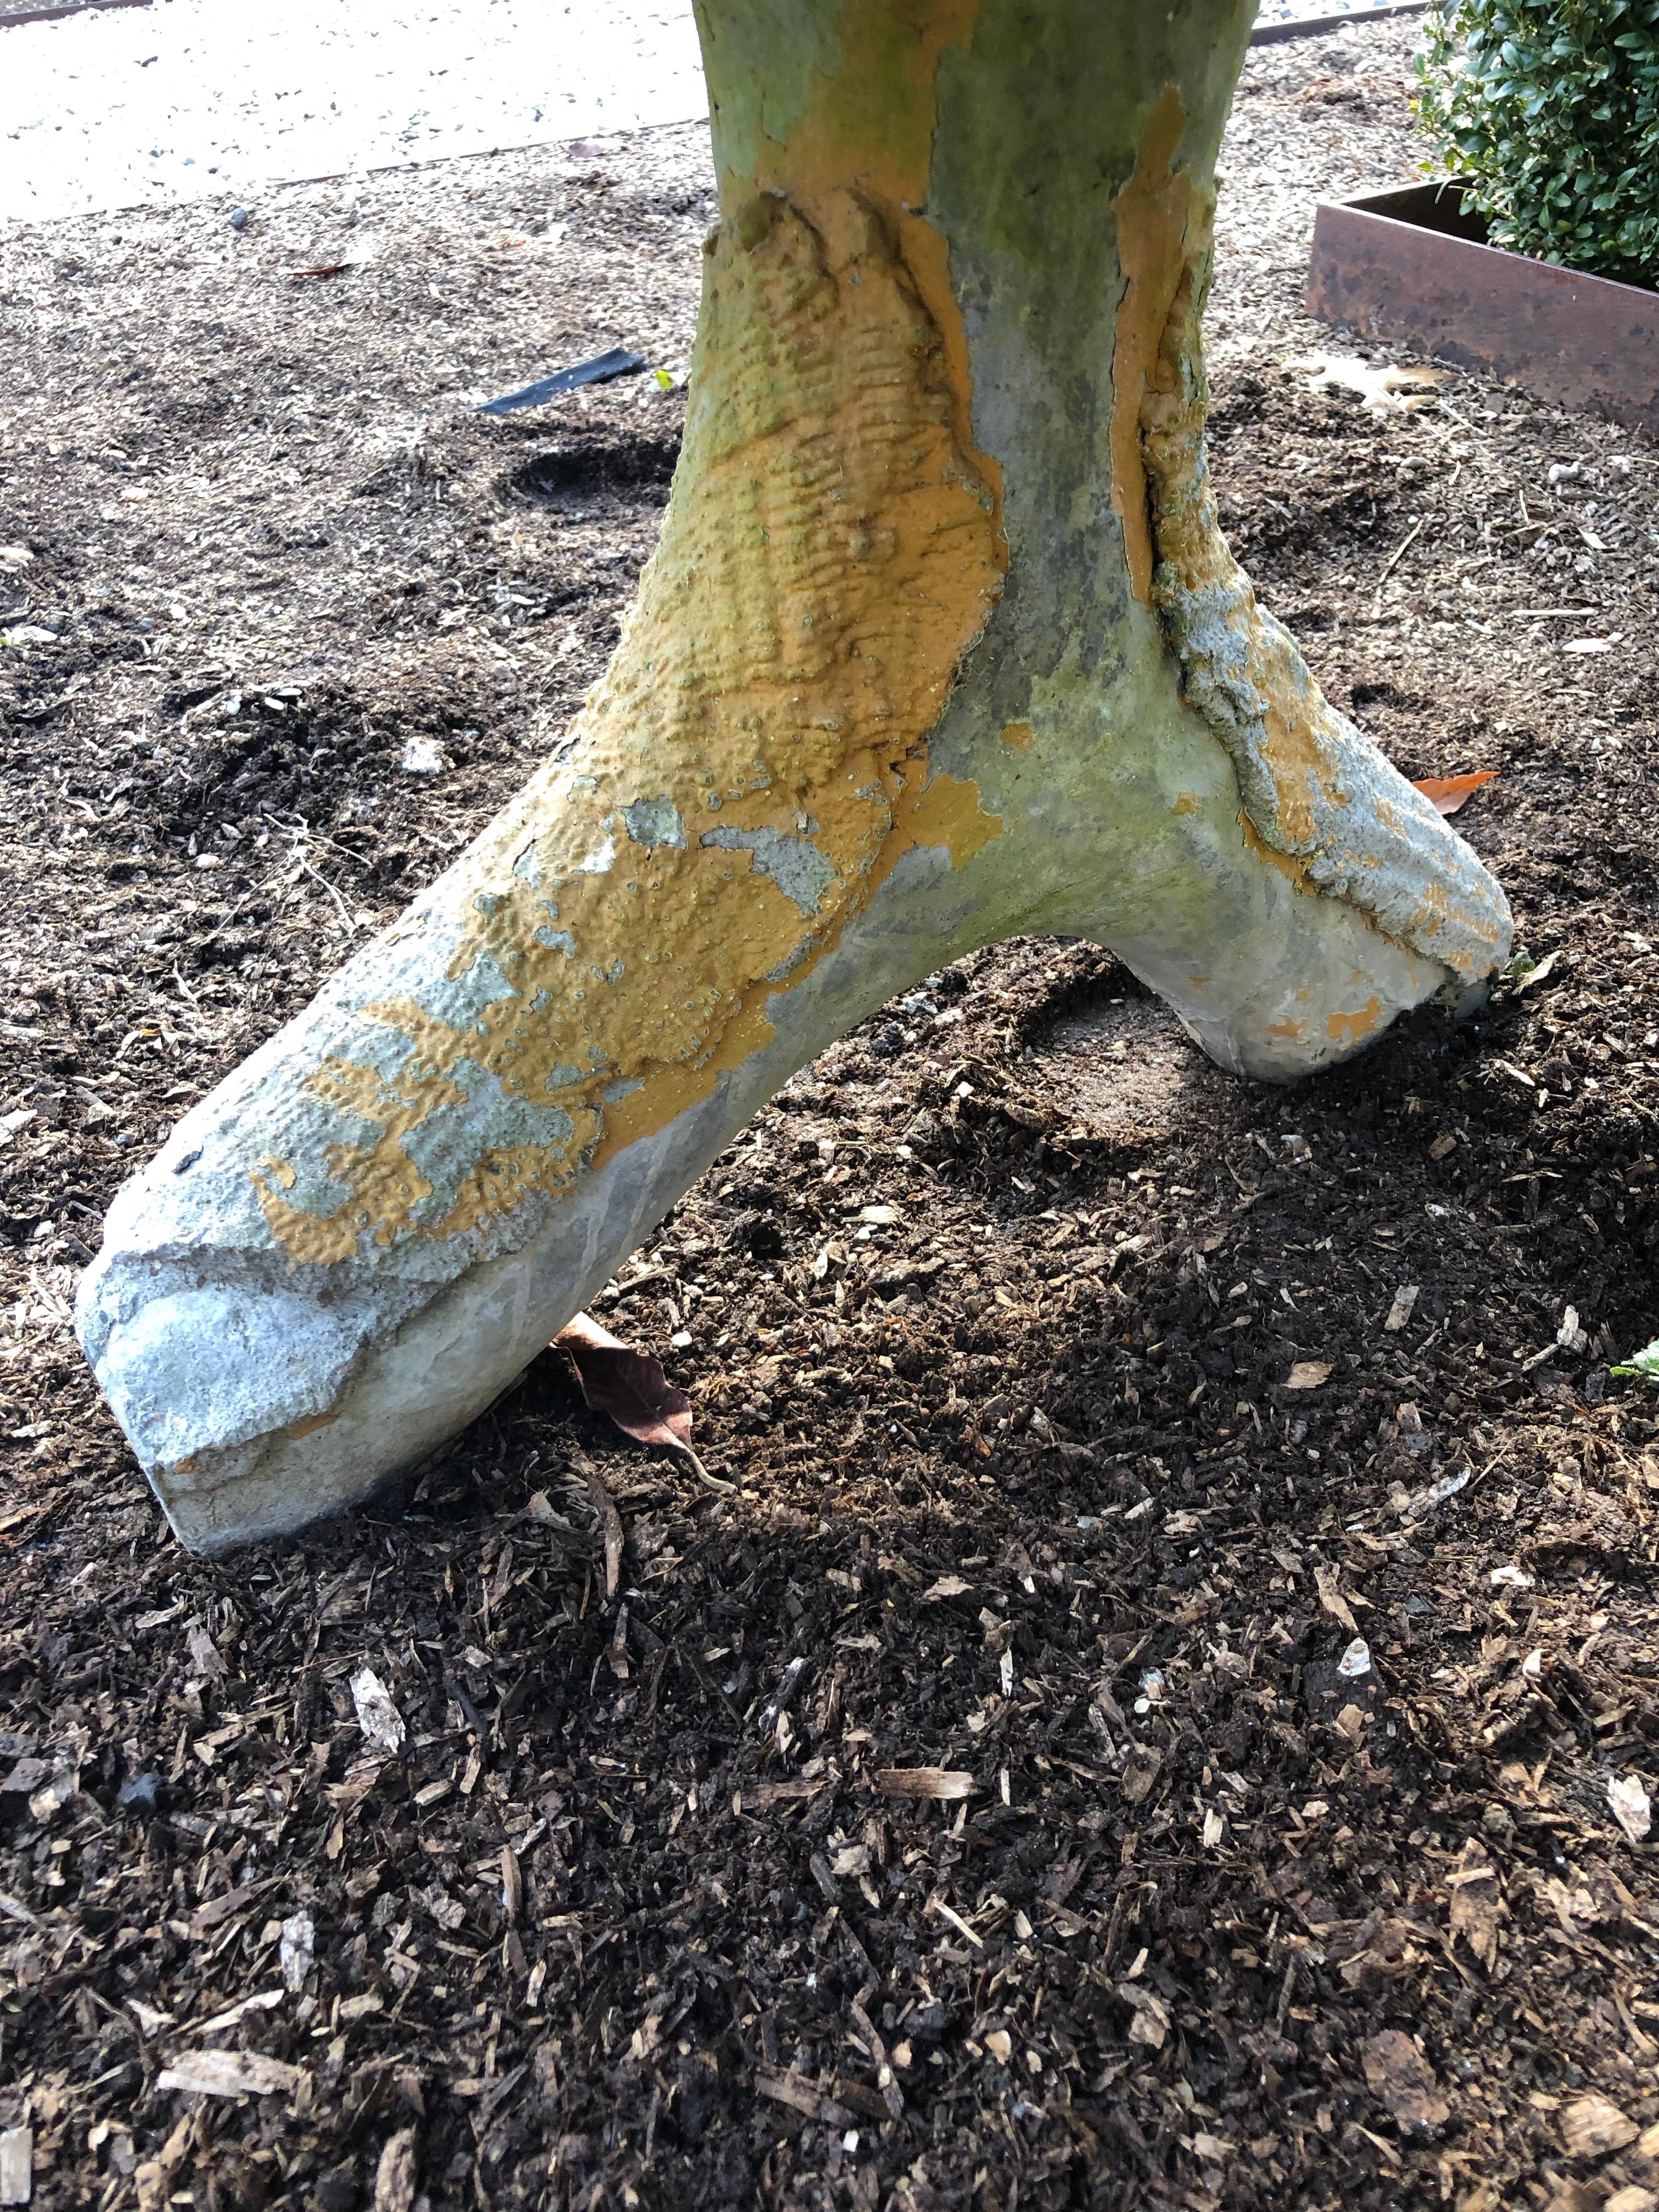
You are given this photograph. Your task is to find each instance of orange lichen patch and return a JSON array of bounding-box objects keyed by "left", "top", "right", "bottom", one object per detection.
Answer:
[
  {"left": 740, "top": 0, "right": 997, "bottom": 512},
  {"left": 251, "top": 1056, "right": 455, "bottom": 1263},
  {"left": 1268, "top": 1017, "right": 1308, "bottom": 1042},
  {"left": 1172, "top": 791, "right": 1200, "bottom": 816},
  {"left": 1238, "top": 810, "right": 1314, "bottom": 893},
  {"left": 255, "top": 189, "right": 1002, "bottom": 1266},
  {"left": 1000, "top": 720, "right": 1035, "bottom": 752},
  {"left": 903, "top": 768, "right": 1002, "bottom": 868},
  {"left": 1109, "top": 85, "right": 1192, "bottom": 607},
  {"left": 1325, "top": 998, "right": 1384, "bottom": 1049}
]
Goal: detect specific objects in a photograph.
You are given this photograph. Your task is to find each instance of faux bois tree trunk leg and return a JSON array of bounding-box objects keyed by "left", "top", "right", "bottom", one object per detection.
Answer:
[{"left": 77, "top": 0, "right": 1511, "bottom": 1552}]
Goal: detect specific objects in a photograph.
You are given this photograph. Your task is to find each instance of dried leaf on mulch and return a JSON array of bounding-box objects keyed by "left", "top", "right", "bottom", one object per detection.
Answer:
[
  {"left": 1414, "top": 769, "right": 1499, "bottom": 815},
  {"left": 555, "top": 1310, "right": 716, "bottom": 1482}
]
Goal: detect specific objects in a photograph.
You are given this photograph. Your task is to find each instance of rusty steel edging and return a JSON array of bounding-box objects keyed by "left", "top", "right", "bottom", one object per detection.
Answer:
[{"left": 1307, "top": 182, "right": 1659, "bottom": 433}]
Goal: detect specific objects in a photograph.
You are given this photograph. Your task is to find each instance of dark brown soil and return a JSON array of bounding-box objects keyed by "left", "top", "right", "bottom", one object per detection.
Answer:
[{"left": 4, "top": 28, "right": 1659, "bottom": 2212}]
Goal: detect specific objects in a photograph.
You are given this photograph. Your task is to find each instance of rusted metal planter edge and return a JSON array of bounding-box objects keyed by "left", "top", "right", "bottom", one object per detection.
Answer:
[{"left": 1307, "top": 182, "right": 1659, "bottom": 435}]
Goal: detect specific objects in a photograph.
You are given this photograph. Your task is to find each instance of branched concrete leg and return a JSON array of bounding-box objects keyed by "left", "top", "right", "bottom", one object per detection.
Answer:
[{"left": 77, "top": 0, "right": 1511, "bottom": 1551}]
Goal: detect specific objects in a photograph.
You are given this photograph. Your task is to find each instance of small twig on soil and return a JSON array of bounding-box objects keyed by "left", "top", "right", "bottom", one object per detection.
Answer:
[
  {"left": 1373, "top": 515, "right": 1424, "bottom": 602},
  {"left": 681, "top": 1441, "right": 736, "bottom": 1495},
  {"left": 286, "top": 842, "right": 355, "bottom": 932},
  {"left": 928, "top": 1893, "right": 985, "bottom": 1949}
]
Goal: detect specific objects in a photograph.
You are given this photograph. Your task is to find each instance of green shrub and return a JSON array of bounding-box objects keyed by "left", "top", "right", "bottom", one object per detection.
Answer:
[{"left": 1414, "top": 0, "right": 1659, "bottom": 285}]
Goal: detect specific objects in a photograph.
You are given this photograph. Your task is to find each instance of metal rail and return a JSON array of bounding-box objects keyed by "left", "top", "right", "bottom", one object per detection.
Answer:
[{"left": 1250, "top": 2, "right": 1429, "bottom": 44}]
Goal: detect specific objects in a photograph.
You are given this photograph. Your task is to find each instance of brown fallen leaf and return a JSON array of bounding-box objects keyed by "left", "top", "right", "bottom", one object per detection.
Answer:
[
  {"left": 555, "top": 1311, "right": 731, "bottom": 1491},
  {"left": 1412, "top": 769, "right": 1498, "bottom": 816},
  {"left": 877, "top": 1767, "right": 975, "bottom": 1802},
  {"left": 1447, "top": 1836, "right": 1504, "bottom": 1969},
  {"left": 1561, "top": 2095, "right": 1639, "bottom": 2160},
  {"left": 1362, "top": 2029, "right": 1449, "bottom": 2137}
]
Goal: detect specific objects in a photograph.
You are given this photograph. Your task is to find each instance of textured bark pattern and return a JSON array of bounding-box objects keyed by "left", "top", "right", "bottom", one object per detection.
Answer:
[
  {"left": 253, "top": 189, "right": 1003, "bottom": 1266},
  {"left": 1115, "top": 103, "right": 1510, "bottom": 998}
]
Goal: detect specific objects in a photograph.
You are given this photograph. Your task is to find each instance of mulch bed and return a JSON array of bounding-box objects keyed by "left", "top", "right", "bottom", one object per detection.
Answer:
[{"left": 3, "top": 24, "right": 1659, "bottom": 2212}]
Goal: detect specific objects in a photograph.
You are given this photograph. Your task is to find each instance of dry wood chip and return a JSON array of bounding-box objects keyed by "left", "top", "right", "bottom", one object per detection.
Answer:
[
  {"left": 279, "top": 1914, "right": 314, "bottom": 1993},
  {"left": 1285, "top": 1360, "right": 1333, "bottom": 1390},
  {"left": 739, "top": 1779, "right": 827, "bottom": 1809},
  {"left": 581, "top": 1455, "right": 624, "bottom": 1602},
  {"left": 1361, "top": 2029, "right": 1449, "bottom": 2137},
  {"left": 374, "top": 2129, "right": 421, "bottom": 2212},
  {"left": 1119, "top": 1745, "right": 1164, "bottom": 1806},
  {"left": 1116, "top": 1982, "right": 1171, "bottom": 2050},
  {"left": 1315, "top": 1567, "right": 1360, "bottom": 1637},
  {"left": 185, "top": 1622, "right": 227, "bottom": 1681},
  {"left": 0, "top": 2127, "right": 30, "bottom": 2209},
  {"left": 1383, "top": 1284, "right": 1420, "bottom": 1332},
  {"left": 187, "top": 1875, "right": 281, "bottom": 1936},
  {"left": 155, "top": 2050, "right": 305, "bottom": 2098},
  {"left": 1561, "top": 2095, "right": 1639, "bottom": 2159},
  {"left": 349, "top": 1667, "right": 405, "bottom": 1756},
  {"left": 753, "top": 2069, "right": 853, "bottom": 2126},
  {"left": 1607, "top": 1773, "right": 1652, "bottom": 1844},
  {"left": 876, "top": 1767, "right": 974, "bottom": 1801},
  {"left": 929, "top": 1895, "right": 985, "bottom": 1948},
  {"left": 191, "top": 1988, "right": 283, "bottom": 2038},
  {"left": 1447, "top": 1838, "right": 1504, "bottom": 1968}
]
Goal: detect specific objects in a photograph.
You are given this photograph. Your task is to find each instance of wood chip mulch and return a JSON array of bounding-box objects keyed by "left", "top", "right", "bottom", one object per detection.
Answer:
[{"left": 3, "top": 26, "right": 1659, "bottom": 2212}]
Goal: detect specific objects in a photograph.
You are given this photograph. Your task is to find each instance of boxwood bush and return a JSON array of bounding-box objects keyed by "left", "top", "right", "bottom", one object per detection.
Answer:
[{"left": 1414, "top": 0, "right": 1659, "bottom": 285}]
